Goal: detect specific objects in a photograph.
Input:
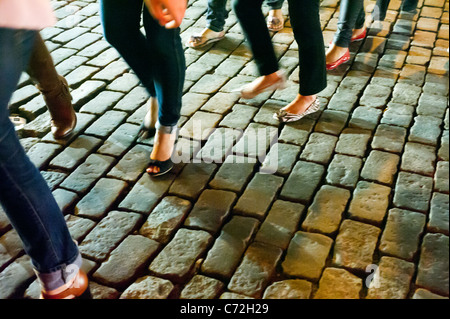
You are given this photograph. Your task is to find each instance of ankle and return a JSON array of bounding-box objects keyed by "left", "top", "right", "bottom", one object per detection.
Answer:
[
  {"left": 203, "top": 28, "right": 224, "bottom": 36},
  {"left": 264, "top": 70, "right": 283, "bottom": 82},
  {"left": 298, "top": 94, "right": 316, "bottom": 103}
]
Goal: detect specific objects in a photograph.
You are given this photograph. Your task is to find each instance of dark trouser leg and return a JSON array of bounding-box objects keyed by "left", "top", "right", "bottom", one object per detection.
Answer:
[
  {"left": 288, "top": 0, "right": 327, "bottom": 95},
  {"left": 232, "top": 0, "right": 279, "bottom": 76}
]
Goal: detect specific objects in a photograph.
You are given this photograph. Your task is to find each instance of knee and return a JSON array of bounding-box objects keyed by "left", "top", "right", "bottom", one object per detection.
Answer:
[
  {"left": 101, "top": 23, "right": 128, "bottom": 50},
  {"left": 102, "top": 25, "right": 118, "bottom": 48}
]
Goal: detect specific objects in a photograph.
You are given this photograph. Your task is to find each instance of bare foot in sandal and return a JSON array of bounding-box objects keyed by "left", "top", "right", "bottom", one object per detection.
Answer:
[
  {"left": 186, "top": 28, "right": 225, "bottom": 48},
  {"left": 267, "top": 9, "right": 284, "bottom": 32},
  {"left": 146, "top": 125, "right": 178, "bottom": 176}
]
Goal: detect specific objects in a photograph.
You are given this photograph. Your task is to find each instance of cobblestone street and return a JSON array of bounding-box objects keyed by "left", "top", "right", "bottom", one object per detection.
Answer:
[{"left": 0, "top": 0, "right": 449, "bottom": 299}]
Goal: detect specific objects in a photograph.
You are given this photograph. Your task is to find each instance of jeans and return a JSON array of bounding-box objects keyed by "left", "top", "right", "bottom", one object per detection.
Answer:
[
  {"left": 207, "top": 0, "right": 285, "bottom": 32},
  {"left": 372, "top": 0, "right": 418, "bottom": 21},
  {"left": 334, "top": 0, "right": 366, "bottom": 48},
  {"left": 233, "top": 0, "right": 326, "bottom": 96},
  {"left": 100, "top": 0, "right": 185, "bottom": 127},
  {"left": 0, "top": 28, "right": 81, "bottom": 292}
]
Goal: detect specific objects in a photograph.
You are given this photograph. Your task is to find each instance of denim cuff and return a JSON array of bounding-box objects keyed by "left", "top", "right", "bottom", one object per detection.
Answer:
[
  {"left": 333, "top": 35, "right": 350, "bottom": 48},
  {"left": 206, "top": 23, "right": 225, "bottom": 33},
  {"left": 156, "top": 122, "right": 178, "bottom": 134},
  {"left": 34, "top": 253, "right": 82, "bottom": 292}
]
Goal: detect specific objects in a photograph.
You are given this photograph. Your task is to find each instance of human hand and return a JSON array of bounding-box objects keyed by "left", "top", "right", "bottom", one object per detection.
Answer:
[{"left": 144, "top": 0, "right": 187, "bottom": 29}]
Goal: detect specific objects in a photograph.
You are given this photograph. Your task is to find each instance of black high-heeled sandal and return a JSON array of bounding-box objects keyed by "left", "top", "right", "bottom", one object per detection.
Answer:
[{"left": 146, "top": 124, "right": 178, "bottom": 177}]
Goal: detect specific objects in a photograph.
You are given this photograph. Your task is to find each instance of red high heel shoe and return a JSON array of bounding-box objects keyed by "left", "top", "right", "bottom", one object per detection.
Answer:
[
  {"left": 40, "top": 269, "right": 91, "bottom": 299},
  {"left": 326, "top": 49, "right": 350, "bottom": 71},
  {"left": 351, "top": 28, "right": 367, "bottom": 42}
]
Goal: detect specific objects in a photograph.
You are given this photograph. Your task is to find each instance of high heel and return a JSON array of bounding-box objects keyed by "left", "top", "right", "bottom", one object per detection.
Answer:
[
  {"left": 326, "top": 49, "right": 350, "bottom": 71},
  {"left": 146, "top": 124, "right": 178, "bottom": 177},
  {"left": 40, "top": 269, "right": 91, "bottom": 299}
]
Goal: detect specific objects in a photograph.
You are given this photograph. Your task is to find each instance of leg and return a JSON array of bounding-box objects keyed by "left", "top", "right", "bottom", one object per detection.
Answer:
[
  {"left": 401, "top": 0, "right": 418, "bottom": 12},
  {"left": 333, "top": 0, "right": 366, "bottom": 48},
  {"left": 232, "top": 0, "right": 278, "bottom": 76},
  {"left": 288, "top": 0, "right": 326, "bottom": 96},
  {"left": 265, "top": 0, "right": 284, "bottom": 10},
  {"left": 142, "top": 9, "right": 185, "bottom": 128},
  {"left": 27, "top": 33, "right": 76, "bottom": 139},
  {"left": 100, "top": 0, "right": 159, "bottom": 139},
  {"left": 206, "top": 0, "right": 229, "bottom": 32},
  {"left": 354, "top": 7, "right": 366, "bottom": 30},
  {"left": 372, "top": 0, "right": 390, "bottom": 21},
  {"left": 186, "top": 0, "right": 227, "bottom": 48},
  {"left": 232, "top": 0, "right": 285, "bottom": 99},
  {"left": 274, "top": 0, "right": 326, "bottom": 122},
  {"left": 326, "top": 0, "right": 365, "bottom": 69},
  {"left": 0, "top": 28, "right": 83, "bottom": 297},
  {"left": 350, "top": 7, "right": 368, "bottom": 41},
  {"left": 266, "top": 0, "right": 285, "bottom": 31},
  {"left": 99, "top": 0, "right": 156, "bottom": 97},
  {"left": 142, "top": 9, "right": 185, "bottom": 175}
]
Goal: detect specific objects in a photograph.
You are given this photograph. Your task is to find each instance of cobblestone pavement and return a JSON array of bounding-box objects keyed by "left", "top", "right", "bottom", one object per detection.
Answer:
[{"left": 0, "top": 0, "right": 449, "bottom": 299}]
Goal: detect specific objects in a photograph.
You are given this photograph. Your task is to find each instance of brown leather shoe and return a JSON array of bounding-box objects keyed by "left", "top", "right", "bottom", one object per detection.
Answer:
[
  {"left": 40, "top": 269, "right": 91, "bottom": 299},
  {"left": 27, "top": 33, "right": 77, "bottom": 139},
  {"left": 41, "top": 75, "right": 77, "bottom": 139}
]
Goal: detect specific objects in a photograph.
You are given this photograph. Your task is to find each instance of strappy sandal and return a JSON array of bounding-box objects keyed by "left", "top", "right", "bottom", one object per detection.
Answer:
[
  {"left": 267, "top": 15, "right": 284, "bottom": 32},
  {"left": 186, "top": 29, "right": 225, "bottom": 48},
  {"left": 273, "top": 98, "right": 321, "bottom": 123},
  {"left": 146, "top": 124, "right": 178, "bottom": 177}
]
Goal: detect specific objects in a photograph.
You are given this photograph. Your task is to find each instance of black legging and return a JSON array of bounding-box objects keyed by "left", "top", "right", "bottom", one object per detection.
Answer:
[{"left": 232, "top": 0, "right": 327, "bottom": 96}]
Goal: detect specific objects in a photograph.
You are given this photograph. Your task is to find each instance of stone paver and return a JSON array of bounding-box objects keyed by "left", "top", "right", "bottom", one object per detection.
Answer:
[
  {"left": 366, "top": 256, "right": 415, "bottom": 299},
  {"left": 2, "top": 0, "right": 449, "bottom": 300},
  {"left": 282, "top": 231, "right": 333, "bottom": 281}
]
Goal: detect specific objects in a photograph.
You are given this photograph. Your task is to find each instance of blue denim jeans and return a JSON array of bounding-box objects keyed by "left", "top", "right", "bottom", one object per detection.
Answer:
[
  {"left": 333, "top": 0, "right": 366, "bottom": 48},
  {"left": 207, "top": 0, "right": 285, "bottom": 32},
  {"left": 100, "top": 0, "right": 185, "bottom": 127},
  {"left": 372, "top": 0, "right": 418, "bottom": 21},
  {"left": 0, "top": 28, "right": 81, "bottom": 292}
]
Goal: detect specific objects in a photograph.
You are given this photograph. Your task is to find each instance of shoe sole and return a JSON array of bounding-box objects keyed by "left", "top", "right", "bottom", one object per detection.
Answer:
[{"left": 186, "top": 35, "right": 224, "bottom": 49}]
